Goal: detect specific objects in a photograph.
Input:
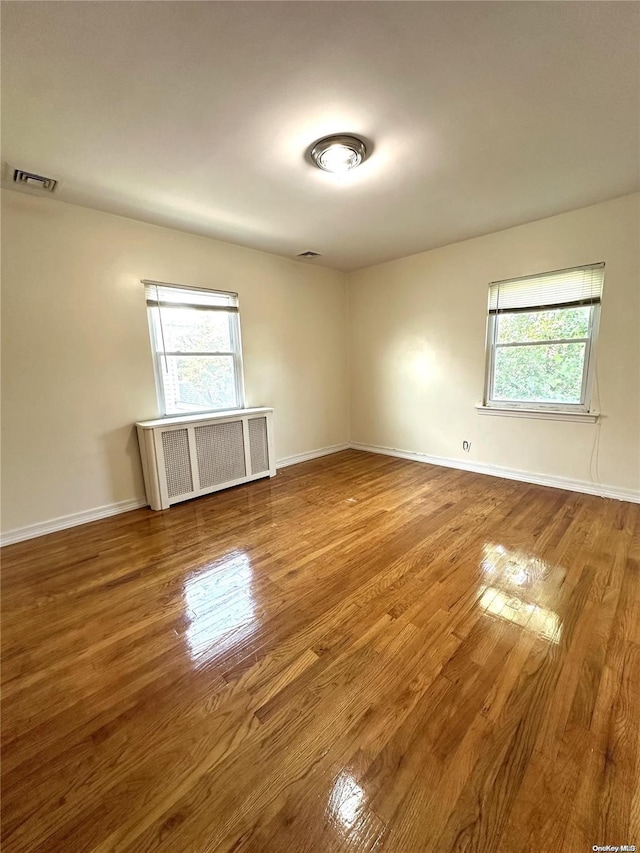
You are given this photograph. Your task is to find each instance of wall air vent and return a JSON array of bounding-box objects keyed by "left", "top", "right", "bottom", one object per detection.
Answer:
[
  {"left": 13, "top": 169, "right": 57, "bottom": 192},
  {"left": 297, "top": 251, "right": 321, "bottom": 259}
]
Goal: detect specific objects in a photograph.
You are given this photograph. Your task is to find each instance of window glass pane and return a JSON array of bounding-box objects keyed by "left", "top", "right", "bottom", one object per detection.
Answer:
[
  {"left": 159, "top": 307, "right": 232, "bottom": 353},
  {"left": 493, "top": 342, "right": 586, "bottom": 404},
  {"left": 496, "top": 307, "right": 590, "bottom": 344},
  {"left": 162, "top": 356, "right": 237, "bottom": 413}
]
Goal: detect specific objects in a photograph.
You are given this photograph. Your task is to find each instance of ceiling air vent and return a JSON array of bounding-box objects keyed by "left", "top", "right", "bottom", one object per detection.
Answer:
[
  {"left": 13, "top": 169, "right": 57, "bottom": 192},
  {"left": 297, "top": 251, "right": 321, "bottom": 259}
]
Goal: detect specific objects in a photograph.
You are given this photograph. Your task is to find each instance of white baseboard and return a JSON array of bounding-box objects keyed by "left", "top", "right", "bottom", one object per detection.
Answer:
[
  {"left": 4, "top": 440, "right": 636, "bottom": 547},
  {"left": 350, "top": 442, "right": 640, "bottom": 504},
  {"left": 1, "top": 445, "right": 352, "bottom": 546},
  {"left": 1, "top": 498, "right": 148, "bottom": 547},
  {"left": 276, "top": 443, "right": 351, "bottom": 469}
]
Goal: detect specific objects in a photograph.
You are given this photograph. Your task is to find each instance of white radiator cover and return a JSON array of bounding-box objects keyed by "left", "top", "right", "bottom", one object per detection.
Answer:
[{"left": 136, "top": 408, "right": 275, "bottom": 510}]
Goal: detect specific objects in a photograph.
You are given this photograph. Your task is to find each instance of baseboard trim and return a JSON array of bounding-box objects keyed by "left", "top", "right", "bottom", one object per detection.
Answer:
[
  {"left": 4, "top": 439, "right": 635, "bottom": 546},
  {"left": 276, "top": 443, "right": 351, "bottom": 469},
  {"left": 350, "top": 442, "right": 640, "bottom": 504},
  {"left": 1, "top": 445, "right": 352, "bottom": 546},
  {"left": 1, "top": 498, "right": 149, "bottom": 547}
]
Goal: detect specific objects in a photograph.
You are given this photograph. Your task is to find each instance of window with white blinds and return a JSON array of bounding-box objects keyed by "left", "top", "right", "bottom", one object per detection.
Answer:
[
  {"left": 144, "top": 281, "right": 245, "bottom": 416},
  {"left": 484, "top": 263, "right": 604, "bottom": 413}
]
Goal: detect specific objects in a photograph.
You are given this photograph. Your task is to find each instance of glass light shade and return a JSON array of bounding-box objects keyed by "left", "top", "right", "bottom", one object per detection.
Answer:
[
  {"left": 318, "top": 144, "right": 360, "bottom": 172},
  {"left": 311, "top": 135, "right": 367, "bottom": 173}
]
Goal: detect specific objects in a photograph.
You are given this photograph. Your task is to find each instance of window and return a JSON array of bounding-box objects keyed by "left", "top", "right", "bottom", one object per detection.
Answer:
[
  {"left": 144, "top": 281, "right": 245, "bottom": 416},
  {"left": 483, "top": 263, "right": 604, "bottom": 414}
]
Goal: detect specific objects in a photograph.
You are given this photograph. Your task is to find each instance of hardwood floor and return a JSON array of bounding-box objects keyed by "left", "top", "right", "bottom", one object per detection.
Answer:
[{"left": 2, "top": 449, "right": 639, "bottom": 853}]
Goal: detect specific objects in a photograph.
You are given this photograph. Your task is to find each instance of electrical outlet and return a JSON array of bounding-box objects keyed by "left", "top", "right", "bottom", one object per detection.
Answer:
[{"left": 462, "top": 440, "right": 471, "bottom": 452}]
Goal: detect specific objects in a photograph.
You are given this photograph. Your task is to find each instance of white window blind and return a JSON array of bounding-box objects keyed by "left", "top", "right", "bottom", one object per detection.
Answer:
[
  {"left": 144, "top": 282, "right": 239, "bottom": 312},
  {"left": 488, "top": 263, "right": 605, "bottom": 314}
]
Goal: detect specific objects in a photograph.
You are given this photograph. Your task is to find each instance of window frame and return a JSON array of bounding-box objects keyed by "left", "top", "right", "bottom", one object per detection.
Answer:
[
  {"left": 144, "top": 280, "right": 246, "bottom": 418},
  {"left": 482, "top": 287, "right": 601, "bottom": 416}
]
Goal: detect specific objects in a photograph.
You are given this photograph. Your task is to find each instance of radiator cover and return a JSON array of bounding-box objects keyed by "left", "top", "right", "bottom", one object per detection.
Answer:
[{"left": 136, "top": 408, "right": 275, "bottom": 510}]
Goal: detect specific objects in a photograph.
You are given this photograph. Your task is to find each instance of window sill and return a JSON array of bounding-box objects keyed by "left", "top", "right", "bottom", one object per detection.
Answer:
[{"left": 475, "top": 405, "right": 600, "bottom": 423}]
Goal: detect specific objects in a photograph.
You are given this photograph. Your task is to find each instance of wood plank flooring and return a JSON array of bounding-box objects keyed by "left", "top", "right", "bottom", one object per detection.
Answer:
[{"left": 2, "top": 449, "right": 639, "bottom": 853}]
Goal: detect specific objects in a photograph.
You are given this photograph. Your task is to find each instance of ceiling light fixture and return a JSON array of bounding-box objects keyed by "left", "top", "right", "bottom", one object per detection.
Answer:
[{"left": 310, "top": 135, "right": 367, "bottom": 173}]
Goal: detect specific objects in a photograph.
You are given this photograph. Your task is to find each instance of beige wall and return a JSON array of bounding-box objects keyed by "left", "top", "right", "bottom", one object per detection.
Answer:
[
  {"left": 1, "top": 191, "right": 349, "bottom": 534},
  {"left": 3, "top": 190, "right": 638, "bottom": 539},
  {"left": 349, "top": 193, "right": 640, "bottom": 496}
]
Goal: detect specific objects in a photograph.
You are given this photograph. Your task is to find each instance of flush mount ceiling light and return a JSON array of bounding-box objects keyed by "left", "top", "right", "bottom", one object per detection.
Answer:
[{"left": 310, "top": 135, "right": 367, "bottom": 173}]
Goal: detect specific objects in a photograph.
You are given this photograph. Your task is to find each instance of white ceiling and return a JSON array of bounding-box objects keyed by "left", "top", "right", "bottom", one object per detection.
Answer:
[{"left": 2, "top": 2, "right": 639, "bottom": 272}]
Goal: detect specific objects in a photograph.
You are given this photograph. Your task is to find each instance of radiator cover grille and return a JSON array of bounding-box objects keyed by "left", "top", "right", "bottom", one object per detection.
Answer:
[
  {"left": 137, "top": 409, "right": 275, "bottom": 511},
  {"left": 162, "top": 429, "right": 194, "bottom": 497},
  {"left": 195, "top": 421, "right": 246, "bottom": 487},
  {"left": 248, "top": 417, "right": 269, "bottom": 474}
]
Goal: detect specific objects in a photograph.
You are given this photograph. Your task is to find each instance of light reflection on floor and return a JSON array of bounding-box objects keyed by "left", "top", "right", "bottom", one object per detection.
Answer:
[
  {"left": 478, "top": 543, "right": 562, "bottom": 643},
  {"left": 326, "top": 771, "right": 366, "bottom": 832},
  {"left": 183, "top": 550, "right": 257, "bottom": 664},
  {"left": 481, "top": 542, "right": 553, "bottom": 588}
]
